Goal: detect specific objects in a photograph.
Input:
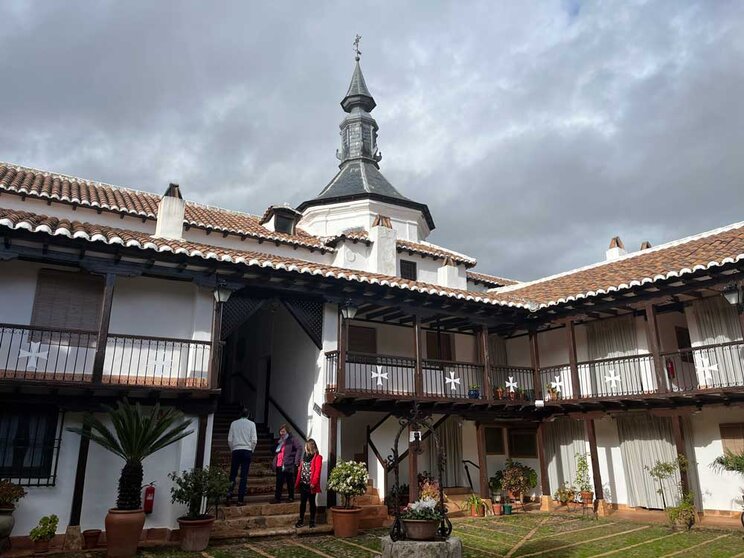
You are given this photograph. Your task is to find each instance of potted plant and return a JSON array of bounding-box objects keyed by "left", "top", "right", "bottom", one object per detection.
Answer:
[
  {"left": 401, "top": 497, "right": 442, "bottom": 540},
  {"left": 468, "top": 384, "right": 480, "bottom": 399},
  {"left": 170, "top": 466, "right": 230, "bottom": 551},
  {"left": 500, "top": 459, "right": 538, "bottom": 503},
  {"left": 495, "top": 386, "right": 504, "bottom": 399},
  {"left": 575, "top": 453, "right": 593, "bottom": 505},
  {"left": 488, "top": 474, "right": 503, "bottom": 515},
  {"left": 29, "top": 514, "right": 58, "bottom": 554},
  {"left": 553, "top": 482, "right": 576, "bottom": 506},
  {"left": 68, "top": 400, "right": 193, "bottom": 558},
  {"left": 328, "top": 460, "right": 369, "bottom": 538},
  {"left": 0, "top": 480, "right": 26, "bottom": 551},
  {"left": 461, "top": 493, "right": 484, "bottom": 517}
]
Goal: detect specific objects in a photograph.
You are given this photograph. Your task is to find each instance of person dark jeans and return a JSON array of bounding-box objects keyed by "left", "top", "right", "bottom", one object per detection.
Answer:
[
  {"left": 274, "top": 466, "right": 295, "bottom": 501},
  {"left": 228, "top": 449, "right": 252, "bottom": 503},
  {"left": 298, "top": 484, "right": 316, "bottom": 526}
]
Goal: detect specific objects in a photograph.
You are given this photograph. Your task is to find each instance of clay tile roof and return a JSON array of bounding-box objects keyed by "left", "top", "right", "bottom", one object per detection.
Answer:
[
  {"left": 0, "top": 162, "right": 327, "bottom": 250},
  {"left": 0, "top": 207, "right": 529, "bottom": 309},
  {"left": 493, "top": 221, "right": 744, "bottom": 308},
  {"left": 466, "top": 271, "right": 521, "bottom": 288}
]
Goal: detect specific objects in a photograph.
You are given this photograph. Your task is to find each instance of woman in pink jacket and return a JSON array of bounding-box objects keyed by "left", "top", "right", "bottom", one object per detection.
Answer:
[{"left": 294, "top": 438, "right": 322, "bottom": 528}]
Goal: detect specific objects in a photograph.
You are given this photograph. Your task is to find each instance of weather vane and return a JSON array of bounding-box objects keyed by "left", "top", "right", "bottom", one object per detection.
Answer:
[{"left": 353, "top": 34, "right": 362, "bottom": 61}]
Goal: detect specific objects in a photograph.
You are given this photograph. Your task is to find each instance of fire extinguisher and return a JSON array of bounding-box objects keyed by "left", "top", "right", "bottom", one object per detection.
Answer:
[
  {"left": 665, "top": 358, "right": 676, "bottom": 379},
  {"left": 143, "top": 482, "right": 156, "bottom": 515}
]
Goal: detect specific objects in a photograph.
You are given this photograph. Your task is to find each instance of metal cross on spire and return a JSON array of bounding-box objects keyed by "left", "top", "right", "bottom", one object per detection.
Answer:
[{"left": 353, "top": 34, "right": 362, "bottom": 61}]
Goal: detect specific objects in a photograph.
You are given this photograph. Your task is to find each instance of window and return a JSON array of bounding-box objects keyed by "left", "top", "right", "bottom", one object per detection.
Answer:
[
  {"left": 400, "top": 260, "right": 417, "bottom": 281},
  {"left": 508, "top": 430, "right": 538, "bottom": 458},
  {"left": 426, "top": 331, "right": 455, "bottom": 361},
  {"left": 348, "top": 325, "right": 377, "bottom": 354},
  {"left": 31, "top": 269, "right": 104, "bottom": 345},
  {"left": 675, "top": 327, "right": 693, "bottom": 363},
  {"left": 274, "top": 214, "right": 295, "bottom": 235},
  {"left": 0, "top": 408, "right": 63, "bottom": 486},
  {"left": 720, "top": 423, "right": 744, "bottom": 455},
  {"left": 485, "top": 427, "right": 505, "bottom": 454}
]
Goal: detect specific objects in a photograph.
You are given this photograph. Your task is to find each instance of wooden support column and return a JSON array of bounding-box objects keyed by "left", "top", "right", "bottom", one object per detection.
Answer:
[
  {"left": 738, "top": 308, "right": 744, "bottom": 341},
  {"left": 502, "top": 426, "right": 510, "bottom": 460},
  {"left": 529, "top": 331, "right": 542, "bottom": 399},
  {"left": 565, "top": 321, "right": 581, "bottom": 399},
  {"left": 327, "top": 415, "right": 338, "bottom": 508},
  {"left": 209, "top": 299, "right": 224, "bottom": 389},
  {"left": 408, "top": 426, "right": 419, "bottom": 503},
  {"left": 536, "top": 422, "right": 550, "bottom": 498},
  {"left": 194, "top": 414, "right": 209, "bottom": 469},
  {"left": 670, "top": 414, "right": 690, "bottom": 495},
  {"left": 91, "top": 273, "right": 116, "bottom": 383},
  {"left": 69, "top": 423, "right": 91, "bottom": 526},
  {"left": 414, "top": 316, "right": 423, "bottom": 398},
  {"left": 480, "top": 327, "right": 493, "bottom": 401},
  {"left": 644, "top": 303, "right": 668, "bottom": 392},
  {"left": 584, "top": 419, "right": 603, "bottom": 502},
  {"left": 337, "top": 311, "right": 348, "bottom": 392},
  {"left": 476, "top": 423, "right": 489, "bottom": 500}
]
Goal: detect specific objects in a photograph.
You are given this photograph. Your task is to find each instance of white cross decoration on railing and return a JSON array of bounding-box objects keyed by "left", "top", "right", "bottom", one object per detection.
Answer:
[
  {"left": 550, "top": 376, "right": 564, "bottom": 393},
  {"left": 149, "top": 353, "right": 172, "bottom": 374},
  {"left": 19, "top": 342, "right": 49, "bottom": 371},
  {"left": 371, "top": 365, "right": 388, "bottom": 386},
  {"left": 696, "top": 356, "right": 718, "bottom": 382},
  {"left": 445, "top": 370, "right": 461, "bottom": 391},
  {"left": 505, "top": 376, "right": 518, "bottom": 393},
  {"left": 604, "top": 369, "right": 622, "bottom": 389}
]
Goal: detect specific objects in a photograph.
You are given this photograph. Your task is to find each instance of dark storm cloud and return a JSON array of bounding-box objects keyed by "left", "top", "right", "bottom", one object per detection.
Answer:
[{"left": 1, "top": 0, "right": 742, "bottom": 280}]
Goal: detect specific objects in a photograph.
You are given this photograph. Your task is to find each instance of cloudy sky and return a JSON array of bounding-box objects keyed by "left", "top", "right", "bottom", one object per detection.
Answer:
[{"left": 1, "top": 1, "right": 743, "bottom": 281}]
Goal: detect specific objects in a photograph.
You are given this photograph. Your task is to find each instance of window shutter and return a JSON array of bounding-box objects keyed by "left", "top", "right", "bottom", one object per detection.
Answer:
[
  {"left": 348, "top": 325, "right": 377, "bottom": 354},
  {"left": 426, "top": 331, "right": 455, "bottom": 361},
  {"left": 31, "top": 270, "right": 104, "bottom": 344},
  {"left": 720, "top": 423, "right": 744, "bottom": 454}
]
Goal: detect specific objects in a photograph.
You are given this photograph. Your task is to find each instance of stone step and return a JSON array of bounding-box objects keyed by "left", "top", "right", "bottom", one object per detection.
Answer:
[
  {"left": 213, "top": 512, "right": 301, "bottom": 533},
  {"left": 444, "top": 487, "right": 473, "bottom": 496},
  {"left": 221, "top": 501, "right": 300, "bottom": 519},
  {"left": 210, "top": 524, "right": 334, "bottom": 540}
]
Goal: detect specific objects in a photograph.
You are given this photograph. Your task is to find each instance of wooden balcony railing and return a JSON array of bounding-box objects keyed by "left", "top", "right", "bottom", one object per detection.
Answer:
[
  {"left": 0, "top": 323, "right": 211, "bottom": 389},
  {"left": 326, "top": 340, "right": 744, "bottom": 404},
  {"left": 325, "top": 350, "right": 488, "bottom": 400}
]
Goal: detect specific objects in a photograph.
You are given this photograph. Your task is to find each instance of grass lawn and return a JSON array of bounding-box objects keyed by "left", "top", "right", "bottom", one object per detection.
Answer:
[{"left": 128, "top": 513, "right": 744, "bottom": 558}]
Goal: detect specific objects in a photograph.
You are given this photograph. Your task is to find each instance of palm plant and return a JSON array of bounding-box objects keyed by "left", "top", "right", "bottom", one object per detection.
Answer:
[
  {"left": 68, "top": 400, "right": 193, "bottom": 510},
  {"left": 712, "top": 449, "right": 744, "bottom": 474}
]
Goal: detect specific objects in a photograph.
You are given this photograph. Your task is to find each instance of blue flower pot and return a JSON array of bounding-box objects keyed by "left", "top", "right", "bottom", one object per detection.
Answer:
[{"left": 468, "top": 389, "right": 480, "bottom": 399}]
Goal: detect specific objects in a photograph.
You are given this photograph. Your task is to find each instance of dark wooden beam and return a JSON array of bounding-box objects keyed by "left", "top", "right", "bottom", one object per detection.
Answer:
[
  {"left": 337, "top": 312, "right": 348, "bottom": 392},
  {"left": 327, "top": 416, "right": 338, "bottom": 508},
  {"left": 68, "top": 423, "right": 91, "bottom": 526},
  {"left": 194, "top": 413, "right": 209, "bottom": 468},
  {"left": 644, "top": 303, "right": 668, "bottom": 393},
  {"left": 536, "top": 422, "right": 550, "bottom": 497},
  {"left": 585, "top": 418, "right": 603, "bottom": 504},
  {"left": 566, "top": 320, "right": 581, "bottom": 399},
  {"left": 480, "top": 326, "right": 493, "bottom": 402},
  {"left": 476, "top": 423, "right": 489, "bottom": 500},
  {"left": 209, "top": 299, "right": 224, "bottom": 389},
  {"left": 414, "top": 315, "right": 423, "bottom": 398},
  {"left": 670, "top": 414, "right": 690, "bottom": 495},
  {"left": 529, "top": 331, "right": 542, "bottom": 399},
  {"left": 91, "top": 273, "right": 116, "bottom": 383}
]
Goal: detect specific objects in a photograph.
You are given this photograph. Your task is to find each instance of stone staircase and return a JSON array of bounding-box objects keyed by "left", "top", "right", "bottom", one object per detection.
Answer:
[
  {"left": 209, "top": 403, "right": 388, "bottom": 537},
  {"left": 443, "top": 487, "right": 474, "bottom": 518}
]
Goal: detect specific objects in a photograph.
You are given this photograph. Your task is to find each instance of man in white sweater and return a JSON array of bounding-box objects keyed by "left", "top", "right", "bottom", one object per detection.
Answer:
[{"left": 227, "top": 408, "right": 257, "bottom": 505}]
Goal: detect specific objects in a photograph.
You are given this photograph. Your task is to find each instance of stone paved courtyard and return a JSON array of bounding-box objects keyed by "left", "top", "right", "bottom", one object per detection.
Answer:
[{"left": 137, "top": 513, "right": 744, "bottom": 558}]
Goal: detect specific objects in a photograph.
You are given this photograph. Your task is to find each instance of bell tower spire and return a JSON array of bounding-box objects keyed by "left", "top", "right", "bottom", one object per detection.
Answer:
[{"left": 336, "top": 35, "right": 382, "bottom": 166}]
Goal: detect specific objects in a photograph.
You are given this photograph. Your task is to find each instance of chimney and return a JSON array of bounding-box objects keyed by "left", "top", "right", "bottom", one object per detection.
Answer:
[
  {"left": 154, "top": 183, "right": 185, "bottom": 240},
  {"left": 437, "top": 256, "right": 466, "bottom": 289},
  {"left": 640, "top": 241, "right": 652, "bottom": 250},
  {"left": 369, "top": 214, "right": 397, "bottom": 276},
  {"left": 605, "top": 236, "right": 627, "bottom": 261}
]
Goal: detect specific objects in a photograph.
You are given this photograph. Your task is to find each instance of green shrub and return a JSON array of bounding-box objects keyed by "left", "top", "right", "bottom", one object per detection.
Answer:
[
  {"left": 169, "top": 466, "right": 231, "bottom": 519},
  {"left": 29, "top": 515, "right": 58, "bottom": 542},
  {"left": 328, "top": 460, "right": 369, "bottom": 509},
  {"left": 667, "top": 492, "right": 696, "bottom": 531}
]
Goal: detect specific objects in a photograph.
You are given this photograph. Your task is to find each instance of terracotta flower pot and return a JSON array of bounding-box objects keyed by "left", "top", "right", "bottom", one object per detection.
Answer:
[
  {"left": 580, "top": 491, "right": 593, "bottom": 505},
  {"left": 33, "top": 539, "right": 51, "bottom": 554},
  {"left": 83, "top": 529, "right": 101, "bottom": 549},
  {"left": 105, "top": 509, "right": 145, "bottom": 558},
  {"left": 402, "top": 519, "right": 439, "bottom": 541},
  {"left": 331, "top": 507, "right": 362, "bottom": 538},
  {"left": 177, "top": 517, "right": 215, "bottom": 552},
  {"left": 492, "top": 503, "right": 503, "bottom": 515},
  {"left": 0, "top": 506, "right": 15, "bottom": 551}
]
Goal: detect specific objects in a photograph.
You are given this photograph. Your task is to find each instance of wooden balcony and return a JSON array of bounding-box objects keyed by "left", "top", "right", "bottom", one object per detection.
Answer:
[
  {"left": 0, "top": 323, "right": 212, "bottom": 390},
  {"left": 325, "top": 340, "right": 744, "bottom": 410}
]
